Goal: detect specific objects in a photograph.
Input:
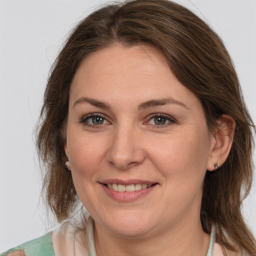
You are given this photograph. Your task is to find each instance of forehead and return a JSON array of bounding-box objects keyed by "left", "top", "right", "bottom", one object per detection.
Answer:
[
  {"left": 69, "top": 43, "right": 201, "bottom": 111},
  {"left": 73, "top": 43, "right": 171, "bottom": 79}
]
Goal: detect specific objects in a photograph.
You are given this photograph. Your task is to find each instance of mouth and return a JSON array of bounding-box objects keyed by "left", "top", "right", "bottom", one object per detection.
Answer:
[
  {"left": 99, "top": 179, "right": 158, "bottom": 202},
  {"left": 104, "top": 183, "right": 156, "bottom": 192}
]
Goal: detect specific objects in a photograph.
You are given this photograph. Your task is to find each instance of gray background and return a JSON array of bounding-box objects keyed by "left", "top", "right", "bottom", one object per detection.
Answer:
[{"left": 0, "top": 0, "right": 255, "bottom": 252}]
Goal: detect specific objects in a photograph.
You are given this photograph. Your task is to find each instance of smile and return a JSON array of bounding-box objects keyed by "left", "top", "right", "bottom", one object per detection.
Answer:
[
  {"left": 100, "top": 180, "right": 158, "bottom": 202},
  {"left": 106, "top": 183, "right": 153, "bottom": 192}
]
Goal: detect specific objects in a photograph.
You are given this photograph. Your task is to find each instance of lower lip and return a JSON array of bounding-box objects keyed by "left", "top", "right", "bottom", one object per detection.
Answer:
[{"left": 101, "top": 184, "right": 156, "bottom": 202}]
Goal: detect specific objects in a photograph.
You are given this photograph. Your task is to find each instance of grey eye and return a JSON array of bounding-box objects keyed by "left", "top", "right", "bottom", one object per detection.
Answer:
[
  {"left": 91, "top": 116, "right": 105, "bottom": 125},
  {"left": 154, "top": 116, "right": 168, "bottom": 125},
  {"left": 81, "top": 114, "right": 108, "bottom": 126},
  {"left": 147, "top": 114, "right": 176, "bottom": 127}
]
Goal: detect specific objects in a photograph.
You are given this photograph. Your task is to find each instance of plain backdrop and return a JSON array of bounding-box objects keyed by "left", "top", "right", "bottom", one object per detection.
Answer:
[{"left": 0, "top": 0, "right": 255, "bottom": 252}]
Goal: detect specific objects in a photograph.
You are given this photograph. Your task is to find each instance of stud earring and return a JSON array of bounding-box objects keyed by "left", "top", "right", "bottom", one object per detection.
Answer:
[
  {"left": 214, "top": 162, "right": 220, "bottom": 169},
  {"left": 65, "top": 160, "right": 71, "bottom": 170}
]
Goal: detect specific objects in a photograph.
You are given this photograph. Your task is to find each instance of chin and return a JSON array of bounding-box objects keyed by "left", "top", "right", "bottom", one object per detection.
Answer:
[
  {"left": 109, "top": 223, "right": 154, "bottom": 238},
  {"left": 96, "top": 211, "right": 158, "bottom": 238}
]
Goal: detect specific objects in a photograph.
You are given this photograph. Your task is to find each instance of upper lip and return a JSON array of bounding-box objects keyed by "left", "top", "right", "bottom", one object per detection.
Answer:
[{"left": 99, "top": 179, "right": 158, "bottom": 186}]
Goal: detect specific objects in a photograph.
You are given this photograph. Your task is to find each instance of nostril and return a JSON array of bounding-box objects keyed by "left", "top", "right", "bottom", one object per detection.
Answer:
[{"left": 127, "top": 161, "right": 140, "bottom": 167}]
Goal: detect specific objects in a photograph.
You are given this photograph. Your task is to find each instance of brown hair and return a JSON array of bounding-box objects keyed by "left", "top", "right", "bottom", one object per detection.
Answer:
[{"left": 37, "top": 0, "right": 256, "bottom": 254}]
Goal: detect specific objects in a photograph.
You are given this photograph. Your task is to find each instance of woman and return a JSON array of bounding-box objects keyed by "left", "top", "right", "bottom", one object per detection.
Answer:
[{"left": 1, "top": 0, "right": 255, "bottom": 255}]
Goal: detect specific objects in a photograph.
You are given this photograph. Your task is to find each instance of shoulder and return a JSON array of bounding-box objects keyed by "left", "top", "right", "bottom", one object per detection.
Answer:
[
  {"left": 52, "top": 220, "right": 89, "bottom": 256},
  {"left": 0, "top": 232, "right": 54, "bottom": 256},
  {"left": 1, "top": 219, "right": 89, "bottom": 256}
]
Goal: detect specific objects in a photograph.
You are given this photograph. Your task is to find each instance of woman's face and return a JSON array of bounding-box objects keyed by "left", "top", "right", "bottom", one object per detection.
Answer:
[{"left": 65, "top": 44, "right": 216, "bottom": 238}]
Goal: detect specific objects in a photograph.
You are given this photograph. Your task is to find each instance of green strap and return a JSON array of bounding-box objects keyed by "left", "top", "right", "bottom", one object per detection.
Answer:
[{"left": 1, "top": 232, "right": 54, "bottom": 256}]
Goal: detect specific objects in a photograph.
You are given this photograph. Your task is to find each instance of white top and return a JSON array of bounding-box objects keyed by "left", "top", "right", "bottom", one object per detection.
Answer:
[{"left": 52, "top": 219, "right": 246, "bottom": 256}]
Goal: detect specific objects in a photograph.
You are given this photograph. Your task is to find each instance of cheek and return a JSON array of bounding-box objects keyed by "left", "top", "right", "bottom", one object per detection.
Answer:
[
  {"left": 147, "top": 129, "right": 211, "bottom": 186},
  {"left": 66, "top": 131, "right": 106, "bottom": 208},
  {"left": 67, "top": 131, "right": 106, "bottom": 178},
  {"left": 148, "top": 132, "right": 211, "bottom": 216}
]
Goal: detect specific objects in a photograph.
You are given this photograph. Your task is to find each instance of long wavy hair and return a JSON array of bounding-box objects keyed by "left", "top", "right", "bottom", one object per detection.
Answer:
[{"left": 37, "top": 0, "right": 256, "bottom": 254}]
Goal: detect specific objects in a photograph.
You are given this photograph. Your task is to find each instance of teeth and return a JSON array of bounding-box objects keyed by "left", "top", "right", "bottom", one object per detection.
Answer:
[
  {"left": 118, "top": 184, "right": 125, "bottom": 192},
  {"left": 113, "top": 184, "right": 118, "bottom": 191},
  {"left": 107, "top": 184, "right": 151, "bottom": 192},
  {"left": 135, "top": 184, "right": 142, "bottom": 191}
]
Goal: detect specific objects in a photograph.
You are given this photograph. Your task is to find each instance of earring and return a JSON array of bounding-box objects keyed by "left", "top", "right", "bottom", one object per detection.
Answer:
[
  {"left": 214, "top": 162, "right": 220, "bottom": 169},
  {"left": 65, "top": 160, "right": 71, "bottom": 170}
]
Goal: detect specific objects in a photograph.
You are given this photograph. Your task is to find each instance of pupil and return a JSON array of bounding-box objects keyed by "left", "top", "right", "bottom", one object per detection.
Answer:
[
  {"left": 92, "top": 116, "right": 104, "bottom": 125},
  {"left": 154, "top": 117, "right": 166, "bottom": 125}
]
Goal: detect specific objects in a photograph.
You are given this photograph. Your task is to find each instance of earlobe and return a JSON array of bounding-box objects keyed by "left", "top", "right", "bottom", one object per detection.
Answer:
[
  {"left": 64, "top": 143, "right": 71, "bottom": 171},
  {"left": 65, "top": 160, "right": 71, "bottom": 170},
  {"left": 207, "top": 115, "right": 236, "bottom": 171},
  {"left": 62, "top": 121, "right": 71, "bottom": 170}
]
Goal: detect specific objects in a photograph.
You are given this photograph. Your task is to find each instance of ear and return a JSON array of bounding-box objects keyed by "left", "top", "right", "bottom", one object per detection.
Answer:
[
  {"left": 64, "top": 143, "right": 69, "bottom": 160},
  {"left": 64, "top": 144, "right": 72, "bottom": 171},
  {"left": 207, "top": 114, "right": 236, "bottom": 171},
  {"left": 62, "top": 121, "right": 71, "bottom": 171}
]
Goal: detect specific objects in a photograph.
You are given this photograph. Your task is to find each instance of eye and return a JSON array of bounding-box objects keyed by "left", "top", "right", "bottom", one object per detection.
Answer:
[
  {"left": 81, "top": 114, "right": 109, "bottom": 127},
  {"left": 147, "top": 114, "right": 176, "bottom": 127}
]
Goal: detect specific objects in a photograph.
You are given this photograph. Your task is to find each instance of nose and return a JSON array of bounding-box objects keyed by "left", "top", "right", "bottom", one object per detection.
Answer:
[{"left": 107, "top": 125, "right": 145, "bottom": 170}]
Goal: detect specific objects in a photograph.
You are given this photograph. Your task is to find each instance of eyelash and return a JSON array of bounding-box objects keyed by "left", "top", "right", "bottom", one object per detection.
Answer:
[
  {"left": 80, "top": 113, "right": 109, "bottom": 128},
  {"left": 146, "top": 113, "right": 177, "bottom": 128},
  {"left": 80, "top": 113, "right": 177, "bottom": 128}
]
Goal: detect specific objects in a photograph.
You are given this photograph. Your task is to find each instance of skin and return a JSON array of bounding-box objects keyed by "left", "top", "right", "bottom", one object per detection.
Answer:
[{"left": 65, "top": 44, "right": 234, "bottom": 256}]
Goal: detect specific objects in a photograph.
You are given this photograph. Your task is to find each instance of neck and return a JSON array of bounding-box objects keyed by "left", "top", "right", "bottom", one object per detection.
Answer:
[{"left": 93, "top": 218, "right": 210, "bottom": 256}]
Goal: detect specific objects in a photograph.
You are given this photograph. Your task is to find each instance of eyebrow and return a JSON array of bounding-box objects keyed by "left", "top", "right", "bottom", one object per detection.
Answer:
[
  {"left": 73, "top": 97, "right": 111, "bottom": 110},
  {"left": 73, "top": 97, "right": 188, "bottom": 110},
  {"left": 138, "top": 98, "right": 188, "bottom": 110}
]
